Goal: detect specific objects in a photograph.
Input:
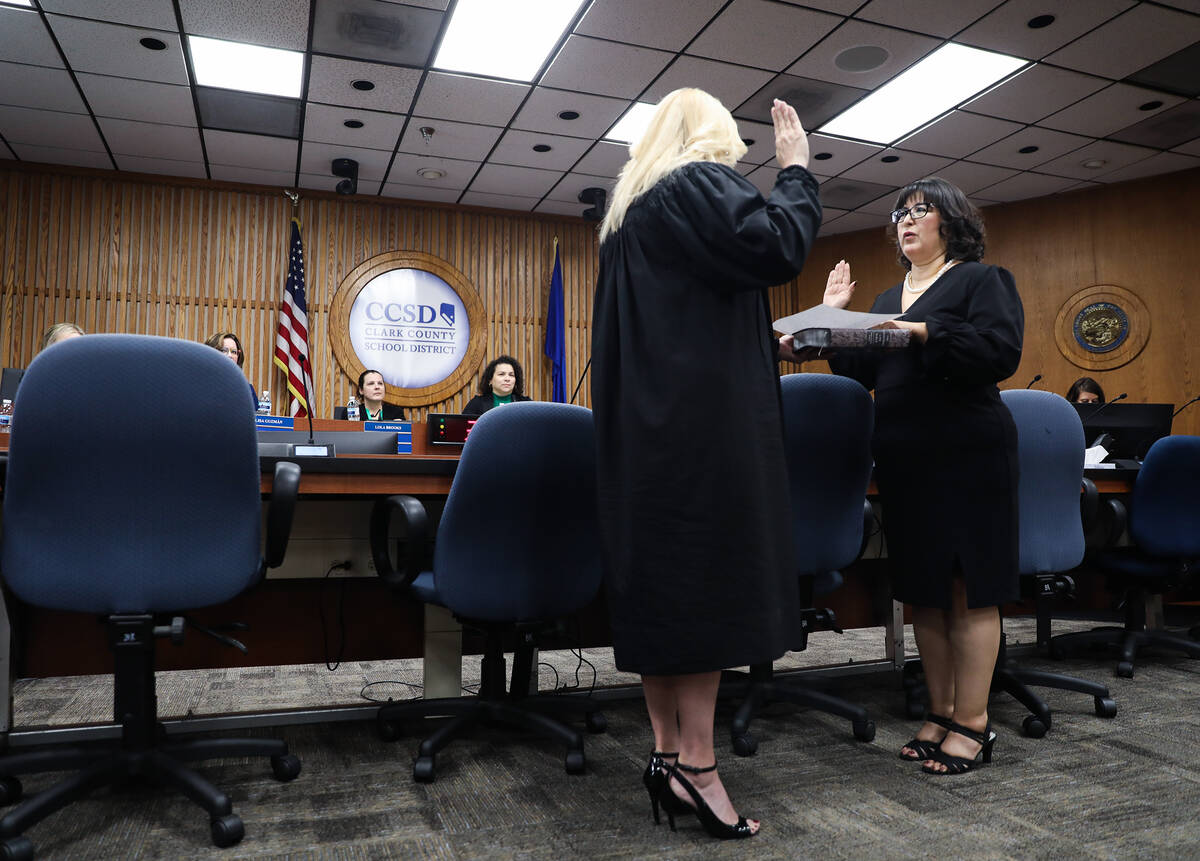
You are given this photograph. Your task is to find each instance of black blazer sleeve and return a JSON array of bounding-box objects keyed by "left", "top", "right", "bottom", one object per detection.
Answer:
[{"left": 921, "top": 265, "right": 1023, "bottom": 385}]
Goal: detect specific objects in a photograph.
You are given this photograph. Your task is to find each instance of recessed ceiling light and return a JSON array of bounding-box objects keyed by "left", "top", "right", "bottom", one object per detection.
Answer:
[
  {"left": 532, "top": 144, "right": 552, "bottom": 153},
  {"left": 1027, "top": 15, "right": 1055, "bottom": 29},
  {"left": 742, "top": 138, "right": 756, "bottom": 147},
  {"left": 1081, "top": 158, "right": 1108, "bottom": 169},
  {"left": 1018, "top": 145, "right": 1040, "bottom": 154},
  {"left": 140, "top": 37, "right": 167, "bottom": 51},
  {"left": 435, "top": 0, "right": 587, "bottom": 82},
  {"left": 819, "top": 43, "right": 1027, "bottom": 145},
  {"left": 351, "top": 79, "right": 375, "bottom": 91},
  {"left": 605, "top": 102, "right": 657, "bottom": 145},
  {"left": 344, "top": 120, "right": 364, "bottom": 129},
  {"left": 188, "top": 35, "right": 303, "bottom": 99},
  {"left": 813, "top": 152, "right": 833, "bottom": 161},
  {"left": 881, "top": 155, "right": 900, "bottom": 163},
  {"left": 558, "top": 110, "right": 580, "bottom": 121},
  {"left": 1139, "top": 100, "right": 1164, "bottom": 111},
  {"left": 418, "top": 168, "right": 446, "bottom": 180}
]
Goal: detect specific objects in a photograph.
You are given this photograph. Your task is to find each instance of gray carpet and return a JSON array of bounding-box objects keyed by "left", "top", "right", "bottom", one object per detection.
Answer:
[{"left": 6, "top": 620, "right": 1200, "bottom": 859}]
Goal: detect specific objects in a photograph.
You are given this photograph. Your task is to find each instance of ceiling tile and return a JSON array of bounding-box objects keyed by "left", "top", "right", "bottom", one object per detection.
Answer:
[
  {"left": 821, "top": 210, "right": 887, "bottom": 235},
  {"left": 396, "top": 117, "right": 501, "bottom": 162},
  {"left": 311, "top": 0, "right": 442, "bottom": 66},
  {"left": 957, "top": 0, "right": 1134, "bottom": 60},
  {"left": 457, "top": 191, "right": 539, "bottom": 213},
  {"left": 819, "top": 176, "right": 896, "bottom": 209},
  {"left": 858, "top": 192, "right": 899, "bottom": 216},
  {"left": 544, "top": 172, "right": 616, "bottom": 204},
  {"left": 307, "top": 57, "right": 421, "bottom": 114},
  {"left": 855, "top": 0, "right": 1003, "bottom": 39},
  {"left": 1172, "top": 137, "right": 1200, "bottom": 158},
  {"left": 380, "top": 181, "right": 462, "bottom": 204},
  {"left": 9, "top": 143, "right": 112, "bottom": 169},
  {"left": 1126, "top": 42, "right": 1200, "bottom": 99},
  {"left": 574, "top": 0, "right": 726, "bottom": 51},
  {"left": 0, "top": 7, "right": 65, "bottom": 67},
  {"left": 467, "top": 163, "right": 562, "bottom": 198},
  {"left": 743, "top": 165, "right": 780, "bottom": 198},
  {"left": 1151, "top": 0, "right": 1200, "bottom": 10},
  {"left": 534, "top": 199, "right": 592, "bottom": 218},
  {"left": 1045, "top": 3, "right": 1199, "bottom": 79},
  {"left": 540, "top": 35, "right": 672, "bottom": 99},
  {"left": 0, "top": 62, "right": 87, "bottom": 113},
  {"left": 0, "top": 105, "right": 106, "bottom": 150},
  {"left": 489, "top": 128, "right": 592, "bottom": 172},
  {"left": 115, "top": 153, "right": 207, "bottom": 178},
  {"left": 572, "top": 141, "right": 628, "bottom": 178},
  {"left": 297, "top": 171, "right": 379, "bottom": 196},
  {"left": 737, "top": 73, "right": 868, "bottom": 129},
  {"left": 786, "top": 20, "right": 940, "bottom": 90},
  {"left": 0, "top": 140, "right": 12, "bottom": 160},
  {"left": 179, "top": 0, "right": 310, "bottom": 51},
  {"left": 642, "top": 56, "right": 774, "bottom": 113},
  {"left": 98, "top": 117, "right": 203, "bottom": 160},
  {"left": 383, "top": 151, "right": 480, "bottom": 191},
  {"left": 687, "top": 0, "right": 840, "bottom": 71},
  {"left": 209, "top": 164, "right": 297, "bottom": 186},
  {"left": 411, "top": 72, "right": 529, "bottom": 127},
  {"left": 931, "top": 160, "right": 1019, "bottom": 194},
  {"left": 841, "top": 149, "right": 954, "bottom": 185},
  {"left": 963, "top": 64, "right": 1111, "bottom": 124},
  {"left": 804, "top": 134, "right": 883, "bottom": 175},
  {"left": 299, "top": 140, "right": 394, "bottom": 180},
  {"left": 733, "top": 119, "right": 780, "bottom": 166},
  {"left": 511, "top": 87, "right": 630, "bottom": 139},
  {"left": 969, "top": 126, "right": 1091, "bottom": 169},
  {"left": 1110, "top": 100, "right": 1200, "bottom": 150},
  {"left": 46, "top": 16, "right": 188, "bottom": 84},
  {"left": 198, "top": 88, "right": 301, "bottom": 137},
  {"left": 1033, "top": 139, "right": 1160, "bottom": 180},
  {"left": 899, "top": 111, "right": 1024, "bottom": 159},
  {"left": 40, "top": 0, "right": 177, "bottom": 29},
  {"left": 204, "top": 129, "right": 297, "bottom": 169},
  {"left": 1039, "top": 83, "right": 1184, "bottom": 138},
  {"left": 973, "top": 170, "right": 1080, "bottom": 202},
  {"left": 783, "top": 0, "right": 863, "bottom": 13},
  {"left": 76, "top": 74, "right": 196, "bottom": 126},
  {"left": 303, "top": 101, "right": 404, "bottom": 150},
  {"left": 1094, "top": 151, "right": 1200, "bottom": 184}
]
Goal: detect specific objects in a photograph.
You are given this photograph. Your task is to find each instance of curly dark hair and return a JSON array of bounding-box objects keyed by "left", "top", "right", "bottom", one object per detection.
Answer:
[
  {"left": 477, "top": 355, "right": 525, "bottom": 397},
  {"left": 889, "top": 177, "right": 985, "bottom": 270}
]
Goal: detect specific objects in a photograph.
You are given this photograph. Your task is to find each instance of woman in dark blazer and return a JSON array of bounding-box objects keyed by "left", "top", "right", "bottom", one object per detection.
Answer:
[
  {"left": 344, "top": 369, "right": 405, "bottom": 421},
  {"left": 462, "top": 355, "right": 530, "bottom": 416},
  {"left": 825, "top": 177, "right": 1023, "bottom": 776}
]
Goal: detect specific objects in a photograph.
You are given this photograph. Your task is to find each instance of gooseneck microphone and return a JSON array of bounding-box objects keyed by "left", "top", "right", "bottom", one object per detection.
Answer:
[
  {"left": 1086, "top": 392, "right": 1128, "bottom": 422},
  {"left": 1025, "top": 374, "right": 1042, "bottom": 389},
  {"left": 1173, "top": 395, "right": 1200, "bottom": 418},
  {"left": 569, "top": 359, "right": 592, "bottom": 405},
  {"left": 298, "top": 353, "right": 317, "bottom": 445}
]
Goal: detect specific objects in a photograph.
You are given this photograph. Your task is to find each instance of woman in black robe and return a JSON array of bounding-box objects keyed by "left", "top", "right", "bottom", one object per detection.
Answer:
[
  {"left": 591, "top": 89, "right": 821, "bottom": 839},
  {"left": 825, "top": 177, "right": 1023, "bottom": 776}
]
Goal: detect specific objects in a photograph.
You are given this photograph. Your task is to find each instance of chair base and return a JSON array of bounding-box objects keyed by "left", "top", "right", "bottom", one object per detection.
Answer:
[
  {"left": 1051, "top": 626, "right": 1200, "bottom": 678},
  {"left": 727, "top": 662, "right": 875, "bottom": 757}
]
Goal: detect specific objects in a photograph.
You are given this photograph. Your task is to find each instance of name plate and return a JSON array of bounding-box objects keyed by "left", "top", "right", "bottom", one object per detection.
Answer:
[
  {"left": 255, "top": 416, "right": 295, "bottom": 431},
  {"left": 365, "top": 420, "right": 412, "bottom": 453}
]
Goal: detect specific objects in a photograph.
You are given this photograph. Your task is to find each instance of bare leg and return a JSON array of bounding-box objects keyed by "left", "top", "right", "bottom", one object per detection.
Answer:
[
  {"left": 902, "top": 605, "right": 954, "bottom": 757},
  {"left": 646, "top": 672, "right": 758, "bottom": 833}
]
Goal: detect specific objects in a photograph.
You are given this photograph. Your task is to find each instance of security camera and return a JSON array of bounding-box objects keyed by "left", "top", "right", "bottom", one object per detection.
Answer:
[
  {"left": 578, "top": 187, "right": 606, "bottom": 221},
  {"left": 332, "top": 158, "right": 359, "bottom": 195}
]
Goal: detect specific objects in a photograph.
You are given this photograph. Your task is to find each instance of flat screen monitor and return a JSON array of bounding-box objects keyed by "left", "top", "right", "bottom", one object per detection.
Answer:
[
  {"left": 427, "top": 413, "right": 477, "bottom": 446},
  {"left": 1074, "top": 402, "right": 1174, "bottom": 462}
]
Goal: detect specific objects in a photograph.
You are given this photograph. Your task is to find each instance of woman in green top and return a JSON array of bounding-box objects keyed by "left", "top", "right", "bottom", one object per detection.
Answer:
[
  {"left": 463, "top": 355, "right": 531, "bottom": 416},
  {"left": 352, "top": 369, "right": 406, "bottom": 421}
]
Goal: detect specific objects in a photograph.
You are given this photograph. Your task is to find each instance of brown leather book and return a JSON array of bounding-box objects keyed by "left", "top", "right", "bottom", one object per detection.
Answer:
[{"left": 792, "top": 327, "right": 912, "bottom": 351}]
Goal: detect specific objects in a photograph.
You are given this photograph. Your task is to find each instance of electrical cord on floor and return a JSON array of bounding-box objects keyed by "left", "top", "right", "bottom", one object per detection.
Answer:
[
  {"left": 360, "top": 680, "right": 423, "bottom": 703},
  {"left": 318, "top": 562, "right": 349, "bottom": 671}
]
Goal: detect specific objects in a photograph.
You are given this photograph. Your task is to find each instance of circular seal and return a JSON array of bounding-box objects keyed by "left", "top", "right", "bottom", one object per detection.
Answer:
[{"left": 1072, "top": 302, "right": 1129, "bottom": 353}]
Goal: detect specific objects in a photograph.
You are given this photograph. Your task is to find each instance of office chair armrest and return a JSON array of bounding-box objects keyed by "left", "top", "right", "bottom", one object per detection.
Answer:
[
  {"left": 1080, "top": 477, "right": 1100, "bottom": 530},
  {"left": 1088, "top": 497, "right": 1127, "bottom": 552},
  {"left": 264, "top": 461, "right": 301, "bottom": 569},
  {"left": 858, "top": 499, "right": 876, "bottom": 559},
  {"left": 370, "top": 494, "right": 429, "bottom": 590}
]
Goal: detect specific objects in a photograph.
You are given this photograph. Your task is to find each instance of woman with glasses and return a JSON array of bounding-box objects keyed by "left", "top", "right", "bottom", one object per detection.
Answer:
[
  {"left": 204, "top": 332, "right": 259, "bottom": 409},
  {"left": 822, "top": 177, "right": 1023, "bottom": 777}
]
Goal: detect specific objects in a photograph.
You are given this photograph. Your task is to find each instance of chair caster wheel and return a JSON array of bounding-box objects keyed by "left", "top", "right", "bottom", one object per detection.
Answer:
[
  {"left": 585, "top": 711, "right": 607, "bottom": 734},
  {"left": 271, "top": 753, "right": 302, "bottom": 781},
  {"left": 1022, "top": 715, "right": 1048, "bottom": 738},
  {"left": 0, "top": 836, "right": 34, "bottom": 861},
  {"left": 413, "top": 756, "right": 436, "bottom": 783},
  {"left": 853, "top": 720, "right": 876, "bottom": 742},
  {"left": 378, "top": 718, "right": 402, "bottom": 743},
  {"left": 565, "top": 749, "right": 586, "bottom": 775},
  {"left": 731, "top": 733, "right": 757, "bottom": 757},
  {"left": 1116, "top": 662, "right": 1134, "bottom": 678},
  {"left": 0, "top": 776, "right": 23, "bottom": 806},
  {"left": 1095, "top": 697, "right": 1118, "bottom": 718},
  {"left": 210, "top": 814, "right": 244, "bottom": 848}
]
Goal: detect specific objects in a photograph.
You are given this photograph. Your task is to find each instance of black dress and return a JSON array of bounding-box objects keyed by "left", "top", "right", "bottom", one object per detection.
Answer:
[
  {"left": 830, "top": 261, "right": 1024, "bottom": 609},
  {"left": 591, "top": 162, "right": 822, "bottom": 675}
]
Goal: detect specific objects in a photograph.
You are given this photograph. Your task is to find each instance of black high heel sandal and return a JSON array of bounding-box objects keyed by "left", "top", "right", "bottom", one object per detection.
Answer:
[
  {"left": 921, "top": 721, "right": 996, "bottom": 775},
  {"left": 643, "top": 751, "right": 689, "bottom": 824},
  {"left": 899, "top": 712, "right": 953, "bottom": 761},
  {"left": 660, "top": 762, "right": 757, "bottom": 840}
]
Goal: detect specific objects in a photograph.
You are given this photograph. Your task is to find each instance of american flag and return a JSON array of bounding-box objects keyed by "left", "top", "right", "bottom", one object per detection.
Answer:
[{"left": 274, "top": 217, "right": 314, "bottom": 418}]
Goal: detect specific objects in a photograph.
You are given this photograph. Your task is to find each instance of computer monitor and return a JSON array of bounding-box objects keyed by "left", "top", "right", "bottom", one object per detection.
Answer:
[{"left": 1074, "top": 402, "right": 1174, "bottom": 462}]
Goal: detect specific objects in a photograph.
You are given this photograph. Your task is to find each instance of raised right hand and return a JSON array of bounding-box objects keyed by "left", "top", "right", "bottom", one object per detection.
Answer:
[
  {"left": 824, "top": 259, "right": 855, "bottom": 309},
  {"left": 771, "top": 98, "right": 809, "bottom": 170}
]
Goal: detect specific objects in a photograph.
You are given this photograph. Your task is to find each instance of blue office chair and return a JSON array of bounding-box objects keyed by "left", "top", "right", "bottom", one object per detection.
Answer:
[
  {"left": 370, "top": 402, "right": 605, "bottom": 782},
  {"left": 0, "top": 335, "right": 301, "bottom": 858},
  {"left": 729, "top": 373, "right": 876, "bottom": 756},
  {"left": 1050, "top": 434, "right": 1200, "bottom": 677}
]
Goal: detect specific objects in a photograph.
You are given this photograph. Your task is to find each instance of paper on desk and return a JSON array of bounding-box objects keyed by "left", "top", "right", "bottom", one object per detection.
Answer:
[
  {"left": 773, "top": 304, "right": 901, "bottom": 334},
  {"left": 1084, "top": 444, "right": 1110, "bottom": 466}
]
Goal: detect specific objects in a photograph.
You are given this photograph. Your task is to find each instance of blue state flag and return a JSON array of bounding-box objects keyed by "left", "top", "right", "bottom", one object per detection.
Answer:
[{"left": 544, "top": 238, "right": 566, "bottom": 403}]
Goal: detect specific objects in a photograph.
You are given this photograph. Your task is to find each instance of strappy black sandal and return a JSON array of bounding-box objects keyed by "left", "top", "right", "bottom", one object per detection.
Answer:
[
  {"left": 661, "top": 762, "right": 757, "bottom": 839},
  {"left": 643, "top": 751, "right": 689, "bottom": 824},
  {"left": 921, "top": 721, "right": 997, "bottom": 775},
  {"left": 899, "top": 712, "right": 953, "bottom": 761}
]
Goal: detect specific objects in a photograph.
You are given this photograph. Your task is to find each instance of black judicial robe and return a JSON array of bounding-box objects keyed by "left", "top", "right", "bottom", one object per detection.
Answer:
[
  {"left": 591, "top": 162, "right": 822, "bottom": 675},
  {"left": 830, "top": 261, "right": 1024, "bottom": 609}
]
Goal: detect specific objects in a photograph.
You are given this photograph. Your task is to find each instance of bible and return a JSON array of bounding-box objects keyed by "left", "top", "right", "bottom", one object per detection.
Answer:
[{"left": 792, "top": 327, "right": 912, "bottom": 352}]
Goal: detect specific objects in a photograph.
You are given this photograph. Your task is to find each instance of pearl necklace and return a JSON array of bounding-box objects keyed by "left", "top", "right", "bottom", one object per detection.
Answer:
[{"left": 904, "top": 259, "right": 959, "bottom": 294}]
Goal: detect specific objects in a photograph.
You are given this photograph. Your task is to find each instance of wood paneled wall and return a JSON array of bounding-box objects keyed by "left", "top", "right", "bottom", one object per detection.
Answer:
[
  {"left": 3, "top": 161, "right": 1200, "bottom": 435},
  {"left": 0, "top": 162, "right": 600, "bottom": 420}
]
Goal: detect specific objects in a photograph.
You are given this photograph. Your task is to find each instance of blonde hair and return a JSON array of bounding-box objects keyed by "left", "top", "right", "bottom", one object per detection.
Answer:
[
  {"left": 600, "top": 88, "right": 748, "bottom": 242},
  {"left": 40, "top": 322, "right": 85, "bottom": 351}
]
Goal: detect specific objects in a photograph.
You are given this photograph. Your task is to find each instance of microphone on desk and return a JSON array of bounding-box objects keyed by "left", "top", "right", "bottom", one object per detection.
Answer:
[
  {"left": 1085, "top": 392, "right": 1128, "bottom": 422},
  {"left": 569, "top": 359, "right": 592, "bottom": 405},
  {"left": 1025, "top": 374, "right": 1042, "bottom": 389},
  {"left": 297, "top": 353, "right": 317, "bottom": 445},
  {"left": 1172, "top": 395, "right": 1200, "bottom": 418}
]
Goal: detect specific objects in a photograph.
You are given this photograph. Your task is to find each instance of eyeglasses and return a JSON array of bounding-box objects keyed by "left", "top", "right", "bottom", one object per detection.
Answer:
[
  {"left": 890, "top": 202, "right": 936, "bottom": 223},
  {"left": 220, "top": 348, "right": 240, "bottom": 356}
]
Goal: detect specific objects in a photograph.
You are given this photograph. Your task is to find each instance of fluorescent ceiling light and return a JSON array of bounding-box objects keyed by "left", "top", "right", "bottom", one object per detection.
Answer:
[
  {"left": 188, "top": 35, "right": 304, "bottom": 99},
  {"left": 434, "top": 0, "right": 586, "bottom": 82},
  {"left": 819, "top": 43, "right": 1027, "bottom": 145},
  {"left": 605, "top": 102, "right": 657, "bottom": 146},
  {"left": 0, "top": 1, "right": 35, "bottom": 7}
]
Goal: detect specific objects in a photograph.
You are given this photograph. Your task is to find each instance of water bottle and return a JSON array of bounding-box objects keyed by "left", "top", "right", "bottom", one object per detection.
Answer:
[
  {"left": 257, "top": 389, "right": 271, "bottom": 416},
  {"left": 0, "top": 399, "right": 11, "bottom": 433},
  {"left": 346, "top": 398, "right": 360, "bottom": 422}
]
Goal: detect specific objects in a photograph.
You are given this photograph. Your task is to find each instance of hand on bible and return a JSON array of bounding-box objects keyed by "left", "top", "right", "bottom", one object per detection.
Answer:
[{"left": 875, "top": 319, "right": 929, "bottom": 343}]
